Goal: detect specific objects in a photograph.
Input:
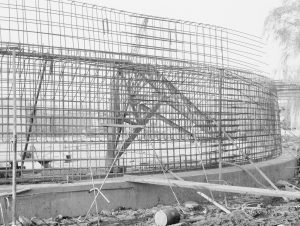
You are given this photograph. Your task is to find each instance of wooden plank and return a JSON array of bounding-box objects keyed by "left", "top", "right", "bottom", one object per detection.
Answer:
[
  {"left": 197, "top": 191, "right": 231, "bottom": 214},
  {"left": 126, "top": 177, "right": 300, "bottom": 199}
]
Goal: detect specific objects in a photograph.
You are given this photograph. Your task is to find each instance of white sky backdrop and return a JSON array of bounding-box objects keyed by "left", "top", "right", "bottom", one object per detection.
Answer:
[{"left": 83, "top": 0, "right": 284, "bottom": 79}]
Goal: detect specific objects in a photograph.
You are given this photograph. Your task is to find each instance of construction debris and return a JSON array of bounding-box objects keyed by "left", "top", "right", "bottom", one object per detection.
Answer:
[
  {"left": 18, "top": 216, "right": 31, "bottom": 226},
  {"left": 197, "top": 191, "right": 231, "bottom": 214},
  {"left": 154, "top": 207, "right": 180, "bottom": 226},
  {"left": 182, "top": 201, "right": 201, "bottom": 211},
  {"left": 277, "top": 180, "right": 300, "bottom": 192}
]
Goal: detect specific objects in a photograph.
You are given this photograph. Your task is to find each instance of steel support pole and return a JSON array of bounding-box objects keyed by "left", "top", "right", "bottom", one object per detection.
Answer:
[
  {"left": 218, "top": 30, "right": 224, "bottom": 183},
  {"left": 12, "top": 49, "right": 17, "bottom": 226},
  {"left": 218, "top": 69, "right": 223, "bottom": 182}
]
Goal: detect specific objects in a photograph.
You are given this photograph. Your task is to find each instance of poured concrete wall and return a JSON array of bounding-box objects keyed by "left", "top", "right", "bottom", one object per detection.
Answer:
[{"left": 0, "top": 151, "right": 296, "bottom": 220}]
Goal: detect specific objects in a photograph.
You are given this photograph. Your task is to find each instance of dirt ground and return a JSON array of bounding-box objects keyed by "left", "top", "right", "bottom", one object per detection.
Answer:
[
  {"left": 28, "top": 193, "right": 300, "bottom": 226},
  {"left": 31, "top": 176, "right": 300, "bottom": 225}
]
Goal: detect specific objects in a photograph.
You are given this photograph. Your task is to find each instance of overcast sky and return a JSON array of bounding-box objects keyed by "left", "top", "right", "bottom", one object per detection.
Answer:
[{"left": 83, "top": 0, "right": 283, "bottom": 78}]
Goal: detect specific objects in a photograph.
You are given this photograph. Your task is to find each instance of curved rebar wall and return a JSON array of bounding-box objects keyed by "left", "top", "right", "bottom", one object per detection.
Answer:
[{"left": 0, "top": 0, "right": 281, "bottom": 183}]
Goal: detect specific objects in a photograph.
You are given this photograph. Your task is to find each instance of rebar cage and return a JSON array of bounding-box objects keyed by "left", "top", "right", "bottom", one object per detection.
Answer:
[{"left": 0, "top": 0, "right": 281, "bottom": 183}]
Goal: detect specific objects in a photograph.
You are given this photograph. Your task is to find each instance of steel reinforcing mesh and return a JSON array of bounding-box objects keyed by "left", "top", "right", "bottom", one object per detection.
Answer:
[{"left": 0, "top": 0, "right": 281, "bottom": 183}]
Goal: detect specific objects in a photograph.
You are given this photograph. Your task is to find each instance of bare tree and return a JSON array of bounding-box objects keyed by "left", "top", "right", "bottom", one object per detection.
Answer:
[
  {"left": 265, "top": 0, "right": 300, "bottom": 130},
  {"left": 264, "top": 0, "right": 300, "bottom": 72}
]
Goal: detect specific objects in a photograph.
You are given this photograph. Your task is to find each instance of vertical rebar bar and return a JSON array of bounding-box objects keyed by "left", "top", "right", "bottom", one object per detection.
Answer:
[
  {"left": 12, "top": 48, "right": 17, "bottom": 226},
  {"left": 218, "top": 69, "right": 223, "bottom": 182},
  {"left": 218, "top": 30, "right": 224, "bottom": 182}
]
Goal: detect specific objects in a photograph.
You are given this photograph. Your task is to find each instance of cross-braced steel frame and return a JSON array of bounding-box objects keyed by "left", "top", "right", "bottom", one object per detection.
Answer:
[{"left": 0, "top": 0, "right": 281, "bottom": 183}]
